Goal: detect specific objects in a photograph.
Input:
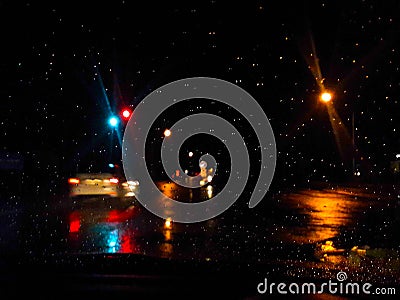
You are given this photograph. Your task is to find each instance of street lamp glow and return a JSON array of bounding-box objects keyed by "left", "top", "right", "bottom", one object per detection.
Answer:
[
  {"left": 320, "top": 92, "right": 332, "bottom": 103},
  {"left": 164, "top": 129, "right": 171, "bottom": 137},
  {"left": 188, "top": 151, "right": 194, "bottom": 157}
]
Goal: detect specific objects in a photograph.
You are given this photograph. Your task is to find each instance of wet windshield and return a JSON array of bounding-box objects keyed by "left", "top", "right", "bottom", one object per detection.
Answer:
[{"left": 1, "top": 0, "right": 400, "bottom": 298}]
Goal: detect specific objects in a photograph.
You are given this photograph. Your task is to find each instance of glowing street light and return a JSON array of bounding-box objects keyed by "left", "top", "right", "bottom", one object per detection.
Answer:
[
  {"left": 320, "top": 91, "right": 332, "bottom": 103},
  {"left": 164, "top": 129, "right": 171, "bottom": 137}
]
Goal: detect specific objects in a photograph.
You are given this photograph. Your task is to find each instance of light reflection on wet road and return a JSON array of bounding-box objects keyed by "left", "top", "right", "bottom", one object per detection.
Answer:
[
  {"left": 60, "top": 184, "right": 399, "bottom": 264},
  {"left": 279, "top": 189, "right": 370, "bottom": 243},
  {"left": 3, "top": 182, "right": 396, "bottom": 287}
]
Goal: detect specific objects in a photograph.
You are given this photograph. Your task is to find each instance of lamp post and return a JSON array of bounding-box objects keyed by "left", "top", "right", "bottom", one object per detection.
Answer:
[
  {"left": 319, "top": 90, "right": 357, "bottom": 177},
  {"left": 352, "top": 111, "right": 355, "bottom": 176}
]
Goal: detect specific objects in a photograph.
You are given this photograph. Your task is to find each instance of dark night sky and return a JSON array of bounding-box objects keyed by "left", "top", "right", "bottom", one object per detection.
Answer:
[{"left": 1, "top": 0, "right": 400, "bottom": 196}]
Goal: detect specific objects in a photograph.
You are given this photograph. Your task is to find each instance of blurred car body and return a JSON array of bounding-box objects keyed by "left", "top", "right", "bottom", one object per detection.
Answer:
[
  {"left": 69, "top": 173, "right": 122, "bottom": 198},
  {"left": 68, "top": 173, "right": 139, "bottom": 198}
]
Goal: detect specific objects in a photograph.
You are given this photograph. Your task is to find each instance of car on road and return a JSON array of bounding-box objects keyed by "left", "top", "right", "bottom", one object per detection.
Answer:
[{"left": 68, "top": 164, "right": 139, "bottom": 199}]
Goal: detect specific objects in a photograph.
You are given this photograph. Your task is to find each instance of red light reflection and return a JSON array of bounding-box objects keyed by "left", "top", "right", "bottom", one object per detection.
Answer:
[
  {"left": 106, "top": 206, "right": 136, "bottom": 223},
  {"left": 69, "top": 211, "right": 81, "bottom": 233}
]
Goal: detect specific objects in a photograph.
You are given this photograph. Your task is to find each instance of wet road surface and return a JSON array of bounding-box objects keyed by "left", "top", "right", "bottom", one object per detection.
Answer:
[{"left": 1, "top": 182, "right": 399, "bottom": 294}]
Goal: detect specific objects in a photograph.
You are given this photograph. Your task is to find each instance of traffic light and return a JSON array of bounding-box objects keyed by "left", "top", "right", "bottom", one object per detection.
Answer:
[
  {"left": 108, "top": 116, "right": 119, "bottom": 127},
  {"left": 121, "top": 108, "right": 132, "bottom": 121}
]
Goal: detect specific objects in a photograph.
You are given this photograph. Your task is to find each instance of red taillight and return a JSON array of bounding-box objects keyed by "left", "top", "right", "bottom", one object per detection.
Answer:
[
  {"left": 109, "top": 178, "right": 119, "bottom": 184},
  {"left": 68, "top": 178, "right": 80, "bottom": 184}
]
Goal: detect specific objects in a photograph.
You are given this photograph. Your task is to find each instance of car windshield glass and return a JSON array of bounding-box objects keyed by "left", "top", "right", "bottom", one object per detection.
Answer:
[{"left": 1, "top": 1, "right": 400, "bottom": 298}]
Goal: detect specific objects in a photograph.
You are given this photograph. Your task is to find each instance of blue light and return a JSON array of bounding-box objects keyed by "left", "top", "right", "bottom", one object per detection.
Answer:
[
  {"left": 107, "top": 229, "right": 119, "bottom": 253},
  {"left": 108, "top": 163, "right": 115, "bottom": 168},
  {"left": 108, "top": 116, "right": 119, "bottom": 127}
]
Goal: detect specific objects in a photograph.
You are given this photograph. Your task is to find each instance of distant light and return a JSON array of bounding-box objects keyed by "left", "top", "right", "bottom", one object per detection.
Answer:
[
  {"left": 127, "top": 185, "right": 136, "bottom": 190},
  {"left": 396, "top": 154, "right": 400, "bottom": 159},
  {"left": 125, "top": 192, "right": 135, "bottom": 197},
  {"left": 199, "top": 161, "right": 207, "bottom": 169},
  {"left": 164, "top": 129, "right": 171, "bottom": 137},
  {"left": 320, "top": 92, "right": 332, "bottom": 103},
  {"left": 108, "top": 163, "right": 115, "bottom": 168},
  {"left": 122, "top": 109, "right": 131, "bottom": 120},
  {"left": 184, "top": 169, "right": 188, "bottom": 174},
  {"left": 108, "top": 116, "right": 119, "bottom": 127},
  {"left": 109, "top": 178, "right": 119, "bottom": 184},
  {"left": 207, "top": 175, "right": 213, "bottom": 182},
  {"left": 199, "top": 180, "right": 205, "bottom": 186},
  {"left": 127, "top": 180, "right": 139, "bottom": 186},
  {"left": 188, "top": 151, "right": 194, "bottom": 157},
  {"left": 164, "top": 217, "right": 172, "bottom": 229},
  {"left": 68, "top": 178, "right": 80, "bottom": 184},
  {"left": 207, "top": 187, "right": 213, "bottom": 199}
]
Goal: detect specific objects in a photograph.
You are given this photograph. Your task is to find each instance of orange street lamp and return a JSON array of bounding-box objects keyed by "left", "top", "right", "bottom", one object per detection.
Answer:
[
  {"left": 164, "top": 129, "right": 171, "bottom": 137},
  {"left": 320, "top": 91, "right": 332, "bottom": 103}
]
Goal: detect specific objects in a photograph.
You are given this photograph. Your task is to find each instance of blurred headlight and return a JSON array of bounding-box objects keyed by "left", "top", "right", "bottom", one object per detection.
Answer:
[{"left": 127, "top": 180, "right": 140, "bottom": 186}]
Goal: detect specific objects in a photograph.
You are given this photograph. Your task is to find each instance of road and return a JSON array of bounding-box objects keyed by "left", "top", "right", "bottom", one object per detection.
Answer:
[{"left": 1, "top": 181, "right": 399, "bottom": 291}]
